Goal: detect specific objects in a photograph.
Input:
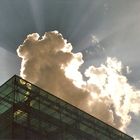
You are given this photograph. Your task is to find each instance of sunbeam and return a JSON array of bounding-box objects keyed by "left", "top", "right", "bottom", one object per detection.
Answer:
[{"left": 28, "top": 0, "right": 45, "bottom": 33}]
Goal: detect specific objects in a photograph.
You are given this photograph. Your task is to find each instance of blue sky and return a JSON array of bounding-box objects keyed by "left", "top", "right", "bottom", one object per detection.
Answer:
[{"left": 0, "top": 0, "right": 140, "bottom": 139}]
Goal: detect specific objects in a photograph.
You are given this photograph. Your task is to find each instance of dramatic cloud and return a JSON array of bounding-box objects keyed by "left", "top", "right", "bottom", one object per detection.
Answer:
[{"left": 17, "top": 31, "right": 140, "bottom": 131}]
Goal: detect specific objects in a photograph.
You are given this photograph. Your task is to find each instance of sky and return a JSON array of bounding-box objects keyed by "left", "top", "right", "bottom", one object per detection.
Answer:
[{"left": 0, "top": 0, "right": 140, "bottom": 139}]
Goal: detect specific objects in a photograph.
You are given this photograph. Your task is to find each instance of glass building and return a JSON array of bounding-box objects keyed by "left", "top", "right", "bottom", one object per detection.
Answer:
[{"left": 0, "top": 75, "right": 134, "bottom": 140}]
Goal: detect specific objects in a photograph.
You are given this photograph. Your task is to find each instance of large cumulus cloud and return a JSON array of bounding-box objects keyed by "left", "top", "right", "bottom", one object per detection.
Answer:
[{"left": 17, "top": 31, "right": 140, "bottom": 131}]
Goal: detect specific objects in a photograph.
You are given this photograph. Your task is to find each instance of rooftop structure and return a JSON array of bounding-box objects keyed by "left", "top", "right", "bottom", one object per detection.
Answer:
[{"left": 0, "top": 75, "right": 134, "bottom": 140}]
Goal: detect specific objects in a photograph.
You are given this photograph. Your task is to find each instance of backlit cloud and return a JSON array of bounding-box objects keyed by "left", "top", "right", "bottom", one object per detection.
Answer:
[{"left": 17, "top": 31, "right": 140, "bottom": 131}]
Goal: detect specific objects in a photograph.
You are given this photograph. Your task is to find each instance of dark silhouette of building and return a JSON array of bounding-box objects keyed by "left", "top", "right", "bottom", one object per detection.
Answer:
[{"left": 0, "top": 75, "right": 134, "bottom": 140}]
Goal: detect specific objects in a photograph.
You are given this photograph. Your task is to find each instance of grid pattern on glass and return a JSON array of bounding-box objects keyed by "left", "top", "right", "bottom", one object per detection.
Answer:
[{"left": 0, "top": 75, "right": 134, "bottom": 140}]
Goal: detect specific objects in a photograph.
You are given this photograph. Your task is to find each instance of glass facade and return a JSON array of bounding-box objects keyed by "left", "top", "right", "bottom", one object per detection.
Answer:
[{"left": 0, "top": 75, "right": 134, "bottom": 140}]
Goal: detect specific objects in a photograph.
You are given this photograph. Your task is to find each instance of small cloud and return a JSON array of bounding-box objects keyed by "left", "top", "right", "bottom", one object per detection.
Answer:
[
  {"left": 133, "top": 135, "right": 140, "bottom": 140},
  {"left": 126, "top": 66, "right": 132, "bottom": 74},
  {"left": 92, "top": 35, "right": 100, "bottom": 44},
  {"left": 104, "top": 3, "right": 109, "bottom": 10}
]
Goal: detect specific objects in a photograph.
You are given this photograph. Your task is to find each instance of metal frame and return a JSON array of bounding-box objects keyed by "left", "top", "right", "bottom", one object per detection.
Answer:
[{"left": 0, "top": 75, "right": 134, "bottom": 140}]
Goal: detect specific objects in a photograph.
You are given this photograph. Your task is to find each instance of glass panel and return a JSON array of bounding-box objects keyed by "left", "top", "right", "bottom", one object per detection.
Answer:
[{"left": 0, "top": 75, "right": 134, "bottom": 140}]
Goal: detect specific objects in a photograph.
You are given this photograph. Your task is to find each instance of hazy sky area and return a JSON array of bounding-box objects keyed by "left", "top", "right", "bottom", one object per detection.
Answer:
[{"left": 0, "top": 0, "right": 140, "bottom": 139}]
